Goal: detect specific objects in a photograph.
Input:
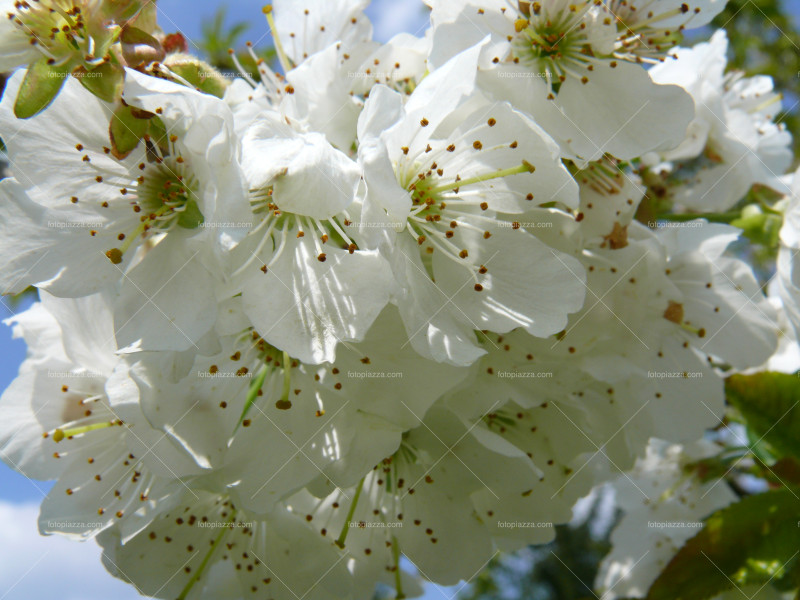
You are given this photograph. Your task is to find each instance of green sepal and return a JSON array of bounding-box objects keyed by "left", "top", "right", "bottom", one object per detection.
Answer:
[
  {"left": 75, "top": 62, "right": 125, "bottom": 103},
  {"left": 164, "top": 57, "right": 229, "bottom": 98},
  {"left": 731, "top": 204, "right": 782, "bottom": 248},
  {"left": 146, "top": 116, "right": 171, "bottom": 157},
  {"left": 14, "top": 58, "right": 71, "bottom": 119},
  {"left": 176, "top": 197, "right": 205, "bottom": 229},
  {"left": 120, "top": 26, "right": 165, "bottom": 68},
  {"left": 109, "top": 104, "right": 150, "bottom": 159}
]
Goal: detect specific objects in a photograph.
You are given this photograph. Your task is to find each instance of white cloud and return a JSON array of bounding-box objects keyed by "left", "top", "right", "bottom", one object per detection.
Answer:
[{"left": 0, "top": 501, "right": 142, "bottom": 600}]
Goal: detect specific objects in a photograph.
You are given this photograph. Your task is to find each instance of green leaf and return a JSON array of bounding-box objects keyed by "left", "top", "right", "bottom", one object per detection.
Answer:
[
  {"left": 199, "top": 5, "right": 251, "bottom": 70},
  {"left": 726, "top": 372, "right": 800, "bottom": 460},
  {"left": 109, "top": 104, "right": 150, "bottom": 159},
  {"left": 647, "top": 489, "right": 800, "bottom": 600},
  {"left": 75, "top": 62, "right": 125, "bottom": 103},
  {"left": 14, "top": 58, "right": 71, "bottom": 119}
]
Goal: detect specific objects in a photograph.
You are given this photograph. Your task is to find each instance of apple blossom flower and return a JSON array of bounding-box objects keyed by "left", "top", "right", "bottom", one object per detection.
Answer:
[
  {"left": 425, "top": 0, "right": 696, "bottom": 162},
  {"left": 99, "top": 490, "right": 353, "bottom": 600},
  {"left": 596, "top": 439, "right": 737, "bottom": 600},
  {"left": 0, "top": 68, "right": 250, "bottom": 351},
  {"left": 0, "top": 291, "right": 187, "bottom": 542},
  {"left": 357, "top": 42, "right": 586, "bottom": 365},
  {"left": 645, "top": 31, "right": 793, "bottom": 211}
]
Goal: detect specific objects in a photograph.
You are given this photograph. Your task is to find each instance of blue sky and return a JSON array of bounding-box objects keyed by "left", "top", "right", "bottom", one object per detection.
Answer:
[
  {"left": 1, "top": 0, "right": 799, "bottom": 598},
  {"left": 156, "top": 0, "right": 431, "bottom": 47}
]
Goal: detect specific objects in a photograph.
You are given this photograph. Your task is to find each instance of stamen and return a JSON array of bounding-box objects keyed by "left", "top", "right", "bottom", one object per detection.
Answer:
[
  {"left": 751, "top": 94, "right": 782, "bottom": 114},
  {"left": 335, "top": 476, "right": 365, "bottom": 548},
  {"left": 106, "top": 204, "right": 172, "bottom": 264},
  {"left": 237, "top": 364, "right": 270, "bottom": 431},
  {"left": 228, "top": 49, "right": 259, "bottom": 88},
  {"left": 680, "top": 323, "right": 706, "bottom": 338},
  {"left": 263, "top": 5, "right": 293, "bottom": 73},
  {"left": 52, "top": 420, "right": 118, "bottom": 442},
  {"left": 232, "top": 215, "right": 278, "bottom": 276},
  {"left": 628, "top": 7, "right": 685, "bottom": 30},
  {"left": 275, "top": 351, "right": 292, "bottom": 410},
  {"left": 429, "top": 162, "right": 535, "bottom": 195},
  {"left": 267, "top": 224, "right": 291, "bottom": 270},
  {"left": 154, "top": 63, "right": 196, "bottom": 89}
]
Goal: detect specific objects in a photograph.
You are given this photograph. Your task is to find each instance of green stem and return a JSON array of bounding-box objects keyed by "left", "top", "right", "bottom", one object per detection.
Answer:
[
  {"left": 236, "top": 363, "right": 269, "bottom": 432},
  {"left": 392, "top": 536, "right": 405, "bottom": 599},
  {"left": 177, "top": 511, "right": 236, "bottom": 600},
  {"left": 335, "top": 477, "right": 365, "bottom": 549}
]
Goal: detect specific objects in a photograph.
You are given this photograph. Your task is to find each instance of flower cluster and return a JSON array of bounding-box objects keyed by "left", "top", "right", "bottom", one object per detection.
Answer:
[{"left": 0, "top": 1, "right": 795, "bottom": 599}]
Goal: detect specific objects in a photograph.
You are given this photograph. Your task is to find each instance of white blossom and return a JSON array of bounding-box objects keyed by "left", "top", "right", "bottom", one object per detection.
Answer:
[{"left": 646, "top": 31, "right": 793, "bottom": 210}]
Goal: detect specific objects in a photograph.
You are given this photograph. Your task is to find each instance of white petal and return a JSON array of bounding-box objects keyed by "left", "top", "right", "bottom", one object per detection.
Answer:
[
  {"left": 283, "top": 44, "right": 362, "bottom": 151},
  {"left": 242, "top": 237, "right": 394, "bottom": 364},
  {"left": 241, "top": 118, "right": 360, "bottom": 219},
  {"left": 357, "top": 84, "right": 404, "bottom": 143},
  {"left": 114, "top": 236, "right": 218, "bottom": 352},
  {"left": 273, "top": 0, "right": 372, "bottom": 64},
  {"left": 433, "top": 228, "right": 586, "bottom": 337},
  {"left": 0, "top": 367, "right": 71, "bottom": 480},
  {"left": 0, "top": 179, "right": 119, "bottom": 296},
  {"left": 392, "top": 236, "right": 487, "bottom": 365},
  {"left": 40, "top": 290, "right": 118, "bottom": 376},
  {"left": 489, "top": 61, "right": 695, "bottom": 162},
  {"left": 331, "top": 305, "right": 469, "bottom": 428}
]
